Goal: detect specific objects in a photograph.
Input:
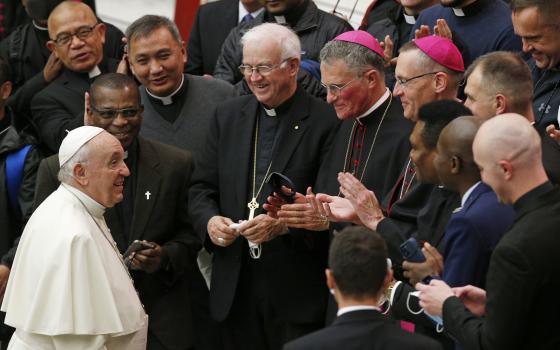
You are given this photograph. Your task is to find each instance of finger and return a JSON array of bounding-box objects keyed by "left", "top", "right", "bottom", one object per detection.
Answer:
[
  {"left": 315, "top": 193, "right": 333, "bottom": 203},
  {"left": 279, "top": 203, "right": 310, "bottom": 212}
]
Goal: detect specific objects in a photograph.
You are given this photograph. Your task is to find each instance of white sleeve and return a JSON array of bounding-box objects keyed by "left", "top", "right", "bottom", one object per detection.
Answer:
[{"left": 50, "top": 334, "right": 108, "bottom": 350}]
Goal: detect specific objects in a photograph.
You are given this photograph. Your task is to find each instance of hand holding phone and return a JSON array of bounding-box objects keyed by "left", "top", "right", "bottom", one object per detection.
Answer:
[
  {"left": 124, "top": 240, "right": 154, "bottom": 258},
  {"left": 400, "top": 237, "right": 426, "bottom": 263}
]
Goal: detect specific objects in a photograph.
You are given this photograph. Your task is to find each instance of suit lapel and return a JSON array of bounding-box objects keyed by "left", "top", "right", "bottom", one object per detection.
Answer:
[
  {"left": 233, "top": 98, "right": 259, "bottom": 217},
  {"left": 270, "top": 91, "right": 309, "bottom": 173},
  {"left": 129, "top": 139, "right": 161, "bottom": 241}
]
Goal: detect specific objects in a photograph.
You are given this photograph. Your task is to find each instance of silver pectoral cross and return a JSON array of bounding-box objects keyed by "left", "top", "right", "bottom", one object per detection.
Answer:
[{"left": 247, "top": 197, "right": 259, "bottom": 220}]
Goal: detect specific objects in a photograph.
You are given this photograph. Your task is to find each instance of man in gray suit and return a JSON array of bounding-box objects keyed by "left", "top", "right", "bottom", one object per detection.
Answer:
[{"left": 126, "top": 14, "right": 237, "bottom": 157}]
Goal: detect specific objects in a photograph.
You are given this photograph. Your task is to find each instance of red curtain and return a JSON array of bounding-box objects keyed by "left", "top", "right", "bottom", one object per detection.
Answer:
[{"left": 175, "top": 0, "right": 200, "bottom": 42}]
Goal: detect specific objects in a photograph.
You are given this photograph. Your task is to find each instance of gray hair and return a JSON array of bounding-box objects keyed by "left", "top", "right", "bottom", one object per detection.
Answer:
[
  {"left": 126, "top": 15, "right": 182, "bottom": 45},
  {"left": 320, "top": 40, "right": 385, "bottom": 78},
  {"left": 241, "top": 23, "right": 301, "bottom": 60},
  {"left": 57, "top": 139, "right": 95, "bottom": 184}
]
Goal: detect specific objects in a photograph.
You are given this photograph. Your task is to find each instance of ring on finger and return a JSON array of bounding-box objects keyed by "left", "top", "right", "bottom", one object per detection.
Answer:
[{"left": 217, "top": 237, "right": 225, "bottom": 244}]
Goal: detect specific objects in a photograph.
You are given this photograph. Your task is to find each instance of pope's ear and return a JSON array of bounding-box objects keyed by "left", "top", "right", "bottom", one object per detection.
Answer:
[{"left": 72, "top": 163, "right": 88, "bottom": 185}]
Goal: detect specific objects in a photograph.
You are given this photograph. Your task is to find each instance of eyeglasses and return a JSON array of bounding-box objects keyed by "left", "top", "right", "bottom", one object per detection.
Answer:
[
  {"left": 52, "top": 23, "right": 99, "bottom": 46},
  {"left": 395, "top": 72, "right": 440, "bottom": 88},
  {"left": 321, "top": 77, "right": 360, "bottom": 96},
  {"left": 238, "top": 58, "right": 290, "bottom": 76},
  {"left": 90, "top": 105, "right": 141, "bottom": 120}
]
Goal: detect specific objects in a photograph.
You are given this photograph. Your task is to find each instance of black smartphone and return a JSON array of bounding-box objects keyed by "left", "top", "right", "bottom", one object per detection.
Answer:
[
  {"left": 124, "top": 240, "right": 153, "bottom": 258},
  {"left": 266, "top": 172, "right": 296, "bottom": 203},
  {"left": 399, "top": 237, "right": 426, "bottom": 263}
]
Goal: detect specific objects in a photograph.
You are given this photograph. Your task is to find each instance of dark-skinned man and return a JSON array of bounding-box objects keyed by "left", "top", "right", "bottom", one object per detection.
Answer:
[{"left": 32, "top": 73, "right": 202, "bottom": 350}]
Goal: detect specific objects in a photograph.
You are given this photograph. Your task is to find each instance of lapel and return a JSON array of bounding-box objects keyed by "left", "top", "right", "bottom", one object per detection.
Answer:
[
  {"left": 429, "top": 187, "right": 460, "bottom": 248},
  {"left": 270, "top": 89, "right": 310, "bottom": 173},
  {"left": 460, "top": 182, "right": 489, "bottom": 213},
  {"left": 128, "top": 138, "right": 161, "bottom": 241},
  {"left": 233, "top": 97, "right": 259, "bottom": 216}
]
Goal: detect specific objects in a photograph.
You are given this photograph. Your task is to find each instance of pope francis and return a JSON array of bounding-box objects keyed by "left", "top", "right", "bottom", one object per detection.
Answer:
[{"left": 1, "top": 126, "right": 148, "bottom": 349}]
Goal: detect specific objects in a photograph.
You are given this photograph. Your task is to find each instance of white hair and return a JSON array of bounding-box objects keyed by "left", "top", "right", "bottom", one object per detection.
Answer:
[
  {"left": 241, "top": 23, "right": 301, "bottom": 60},
  {"left": 57, "top": 139, "right": 96, "bottom": 184}
]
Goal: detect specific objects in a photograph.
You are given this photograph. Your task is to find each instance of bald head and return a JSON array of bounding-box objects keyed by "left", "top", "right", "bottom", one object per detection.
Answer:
[
  {"left": 48, "top": 1, "right": 97, "bottom": 38},
  {"left": 440, "top": 116, "right": 482, "bottom": 165},
  {"left": 473, "top": 114, "right": 547, "bottom": 203}
]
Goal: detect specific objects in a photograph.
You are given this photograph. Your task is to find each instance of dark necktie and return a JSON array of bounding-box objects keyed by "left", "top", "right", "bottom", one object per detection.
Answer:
[{"left": 242, "top": 13, "right": 253, "bottom": 23}]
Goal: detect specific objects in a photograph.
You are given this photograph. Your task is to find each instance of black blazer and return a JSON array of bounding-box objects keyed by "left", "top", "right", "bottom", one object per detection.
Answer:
[
  {"left": 283, "top": 309, "right": 443, "bottom": 350},
  {"left": 29, "top": 58, "right": 118, "bottom": 154},
  {"left": 186, "top": 0, "right": 239, "bottom": 75},
  {"left": 189, "top": 87, "right": 340, "bottom": 323},
  {"left": 443, "top": 185, "right": 560, "bottom": 350},
  {"left": 33, "top": 137, "right": 201, "bottom": 350}
]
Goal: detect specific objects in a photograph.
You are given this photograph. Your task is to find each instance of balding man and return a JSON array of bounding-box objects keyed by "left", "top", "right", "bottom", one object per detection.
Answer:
[
  {"left": 1, "top": 126, "right": 148, "bottom": 350},
  {"left": 417, "top": 114, "right": 560, "bottom": 349},
  {"left": 30, "top": 1, "right": 122, "bottom": 153},
  {"left": 463, "top": 51, "right": 560, "bottom": 184}
]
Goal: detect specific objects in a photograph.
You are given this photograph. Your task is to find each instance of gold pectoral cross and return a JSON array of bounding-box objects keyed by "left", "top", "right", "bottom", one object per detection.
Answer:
[{"left": 248, "top": 198, "right": 259, "bottom": 220}]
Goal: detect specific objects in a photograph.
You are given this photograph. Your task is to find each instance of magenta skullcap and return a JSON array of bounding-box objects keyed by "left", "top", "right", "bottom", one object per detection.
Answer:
[
  {"left": 413, "top": 36, "right": 464, "bottom": 72},
  {"left": 334, "top": 30, "right": 384, "bottom": 59}
]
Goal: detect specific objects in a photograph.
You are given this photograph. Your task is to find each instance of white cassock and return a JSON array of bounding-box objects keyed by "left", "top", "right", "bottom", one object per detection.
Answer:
[{"left": 1, "top": 184, "right": 148, "bottom": 350}]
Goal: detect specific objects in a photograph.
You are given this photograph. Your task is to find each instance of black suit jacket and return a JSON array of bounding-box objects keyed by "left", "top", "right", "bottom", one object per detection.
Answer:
[
  {"left": 283, "top": 309, "right": 443, "bottom": 350},
  {"left": 33, "top": 137, "right": 200, "bottom": 350},
  {"left": 29, "top": 58, "right": 118, "bottom": 154},
  {"left": 442, "top": 185, "right": 560, "bottom": 350},
  {"left": 189, "top": 87, "right": 339, "bottom": 322},
  {"left": 186, "top": 0, "right": 238, "bottom": 75}
]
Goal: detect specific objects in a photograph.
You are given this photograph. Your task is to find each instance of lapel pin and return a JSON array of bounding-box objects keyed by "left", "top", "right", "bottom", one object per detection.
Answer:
[
  {"left": 294, "top": 125, "right": 299, "bottom": 130},
  {"left": 145, "top": 191, "right": 151, "bottom": 200}
]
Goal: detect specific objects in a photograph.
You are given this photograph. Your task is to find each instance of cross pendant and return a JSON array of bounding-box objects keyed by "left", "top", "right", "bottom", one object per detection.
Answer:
[{"left": 247, "top": 198, "right": 259, "bottom": 220}]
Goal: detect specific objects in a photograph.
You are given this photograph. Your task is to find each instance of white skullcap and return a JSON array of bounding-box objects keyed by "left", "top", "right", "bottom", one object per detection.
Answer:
[{"left": 59, "top": 126, "right": 104, "bottom": 167}]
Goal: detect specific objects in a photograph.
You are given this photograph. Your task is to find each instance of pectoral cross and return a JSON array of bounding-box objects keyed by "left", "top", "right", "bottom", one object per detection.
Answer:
[
  {"left": 145, "top": 191, "right": 151, "bottom": 200},
  {"left": 247, "top": 198, "right": 259, "bottom": 220}
]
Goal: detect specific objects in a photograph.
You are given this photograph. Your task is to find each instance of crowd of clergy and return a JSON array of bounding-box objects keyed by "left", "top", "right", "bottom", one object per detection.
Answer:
[{"left": 0, "top": 0, "right": 559, "bottom": 349}]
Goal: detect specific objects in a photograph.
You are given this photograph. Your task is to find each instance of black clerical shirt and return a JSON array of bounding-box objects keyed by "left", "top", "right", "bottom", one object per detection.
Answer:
[{"left": 114, "top": 139, "right": 138, "bottom": 247}]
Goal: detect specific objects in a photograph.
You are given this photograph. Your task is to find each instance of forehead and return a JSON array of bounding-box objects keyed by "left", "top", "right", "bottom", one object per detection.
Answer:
[
  {"left": 320, "top": 59, "right": 355, "bottom": 83},
  {"left": 465, "top": 68, "right": 482, "bottom": 92},
  {"left": 50, "top": 8, "right": 96, "bottom": 36},
  {"left": 242, "top": 40, "right": 281, "bottom": 64},
  {"left": 409, "top": 122, "right": 424, "bottom": 146},
  {"left": 129, "top": 26, "right": 181, "bottom": 54},
  {"left": 93, "top": 86, "right": 140, "bottom": 106},
  {"left": 395, "top": 50, "right": 423, "bottom": 77}
]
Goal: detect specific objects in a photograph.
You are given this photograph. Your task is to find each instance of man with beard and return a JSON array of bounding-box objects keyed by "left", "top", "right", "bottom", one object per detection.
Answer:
[
  {"left": 213, "top": 0, "right": 352, "bottom": 96},
  {"left": 33, "top": 73, "right": 202, "bottom": 350},
  {"left": 412, "top": 0, "right": 521, "bottom": 68}
]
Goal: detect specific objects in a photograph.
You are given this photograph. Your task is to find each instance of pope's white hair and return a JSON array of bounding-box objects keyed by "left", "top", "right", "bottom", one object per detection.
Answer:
[
  {"left": 57, "top": 138, "right": 96, "bottom": 184},
  {"left": 241, "top": 23, "right": 301, "bottom": 60}
]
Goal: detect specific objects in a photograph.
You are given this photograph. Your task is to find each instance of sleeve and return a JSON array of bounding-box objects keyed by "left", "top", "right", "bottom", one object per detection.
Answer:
[
  {"left": 30, "top": 88, "right": 83, "bottom": 153},
  {"left": 18, "top": 146, "right": 41, "bottom": 222},
  {"left": 50, "top": 334, "right": 108, "bottom": 350},
  {"left": 7, "top": 72, "right": 50, "bottom": 129},
  {"left": 158, "top": 152, "right": 202, "bottom": 285},
  {"left": 495, "top": 25, "right": 522, "bottom": 53},
  {"left": 441, "top": 216, "right": 482, "bottom": 288},
  {"left": 376, "top": 217, "right": 409, "bottom": 270},
  {"left": 442, "top": 244, "right": 534, "bottom": 350},
  {"left": 213, "top": 27, "right": 243, "bottom": 84},
  {"left": 185, "top": 8, "right": 204, "bottom": 75}
]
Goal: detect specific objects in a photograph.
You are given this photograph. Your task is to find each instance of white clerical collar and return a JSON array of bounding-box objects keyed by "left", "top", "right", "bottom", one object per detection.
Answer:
[
  {"left": 263, "top": 106, "right": 277, "bottom": 117},
  {"left": 238, "top": 2, "right": 265, "bottom": 23},
  {"left": 88, "top": 65, "right": 102, "bottom": 79},
  {"left": 32, "top": 20, "right": 48, "bottom": 31},
  {"left": 403, "top": 13, "right": 416, "bottom": 24},
  {"left": 461, "top": 181, "right": 481, "bottom": 207},
  {"left": 62, "top": 183, "right": 106, "bottom": 218},
  {"left": 274, "top": 15, "right": 287, "bottom": 24},
  {"left": 452, "top": 7, "right": 466, "bottom": 16},
  {"left": 146, "top": 74, "right": 184, "bottom": 106},
  {"left": 337, "top": 305, "right": 380, "bottom": 317},
  {"left": 356, "top": 88, "right": 391, "bottom": 124}
]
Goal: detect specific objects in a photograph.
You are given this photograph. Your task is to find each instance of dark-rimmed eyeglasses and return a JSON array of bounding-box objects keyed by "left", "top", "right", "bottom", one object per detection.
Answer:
[
  {"left": 395, "top": 72, "right": 440, "bottom": 88},
  {"left": 238, "top": 58, "right": 291, "bottom": 76},
  {"left": 90, "top": 105, "right": 141, "bottom": 120},
  {"left": 52, "top": 23, "right": 100, "bottom": 46},
  {"left": 321, "top": 77, "right": 361, "bottom": 96}
]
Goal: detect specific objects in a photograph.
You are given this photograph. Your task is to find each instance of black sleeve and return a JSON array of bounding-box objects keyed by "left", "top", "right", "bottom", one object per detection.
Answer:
[
  {"left": 185, "top": 8, "right": 204, "bottom": 75},
  {"left": 213, "top": 27, "right": 243, "bottom": 84},
  {"left": 32, "top": 157, "right": 60, "bottom": 211}
]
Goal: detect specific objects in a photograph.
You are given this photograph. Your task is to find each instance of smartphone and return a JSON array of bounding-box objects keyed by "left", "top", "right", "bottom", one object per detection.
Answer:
[
  {"left": 399, "top": 237, "right": 426, "bottom": 263},
  {"left": 124, "top": 240, "right": 153, "bottom": 258}
]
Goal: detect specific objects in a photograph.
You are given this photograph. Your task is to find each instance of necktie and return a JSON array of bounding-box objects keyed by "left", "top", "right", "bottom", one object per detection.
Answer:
[{"left": 242, "top": 13, "right": 253, "bottom": 23}]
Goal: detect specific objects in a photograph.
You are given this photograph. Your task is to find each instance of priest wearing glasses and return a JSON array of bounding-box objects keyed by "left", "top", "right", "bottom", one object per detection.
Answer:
[{"left": 188, "top": 23, "right": 339, "bottom": 350}]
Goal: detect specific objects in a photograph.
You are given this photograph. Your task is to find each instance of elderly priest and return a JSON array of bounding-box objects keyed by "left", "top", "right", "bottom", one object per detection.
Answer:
[{"left": 1, "top": 126, "right": 148, "bottom": 349}]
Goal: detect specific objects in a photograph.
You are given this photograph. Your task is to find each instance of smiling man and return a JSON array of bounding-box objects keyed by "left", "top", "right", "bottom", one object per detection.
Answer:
[
  {"left": 126, "top": 15, "right": 236, "bottom": 156},
  {"left": 29, "top": 1, "right": 123, "bottom": 154},
  {"left": 189, "top": 23, "right": 339, "bottom": 350},
  {"left": 32, "top": 73, "right": 203, "bottom": 350},
  {"left": 2, "top": 126, "right": 148, "bottom": 350},
  {"left": 511, "top": 0, "right": 560, "bottom": 131}
]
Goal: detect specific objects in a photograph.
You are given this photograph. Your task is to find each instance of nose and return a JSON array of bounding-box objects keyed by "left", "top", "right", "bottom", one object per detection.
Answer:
[
  {"left": 70, "top": 34, "right": 85, "bottom": 48},
  {"left": 393, "top": 82, "right": 403, "bottom": 97},
  {"left": 249, "top": 69, "right": 263, "bottom": 82},
  {"left": 121, "top": 162, "right": 130, "bottom": 177},
  {"left": 149, "top": 60, "right": 163, "bottom": 75},
  {"left": 521, "top": 38, "right": 533, "bottom": 53},
  {"left": 112, "top": 113, "right": 128, "bottom": 127},
  {"left": 326, "top": 89, "right": 337, "bottom": 104}
]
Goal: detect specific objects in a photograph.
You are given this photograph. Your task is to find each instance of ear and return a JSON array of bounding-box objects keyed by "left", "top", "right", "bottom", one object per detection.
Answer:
[
  {"left": 498, "top": 160, "right": 513, "bottom": 180},
  {"left": 288, "top": 57, "right": 300, "bottom": 77},
  {"left": 495, "top": 94, "right": 507, "bottom": 115},
  {"left": 382, "top": 267, "right": 393, "bottom": 290},
  {"left": 181, "top": 41, "right": 187, "bottom": 64},
  {"left": 97, "top": 23, "right": 107, "bottom": 45},
  {"left": 46, "top": 40, "right": 57, "bottom": 55},
  {"left": 450, "top": 155, "right": 461, "bottom": 174},
  {"left": 72, "top": 163, "right": 88, "bottom": 186},
  {"left": 326, "top": 269, "right": 336, "bottom": 290},
  {"left": 433, "top": 72, "right": 448, "bottom": 94},
  {"left": 0, "top": 81, "right": 12, "bottom": 100},
  {"left": 364, "top": 68, "right": 378, "bottom": 88}
]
